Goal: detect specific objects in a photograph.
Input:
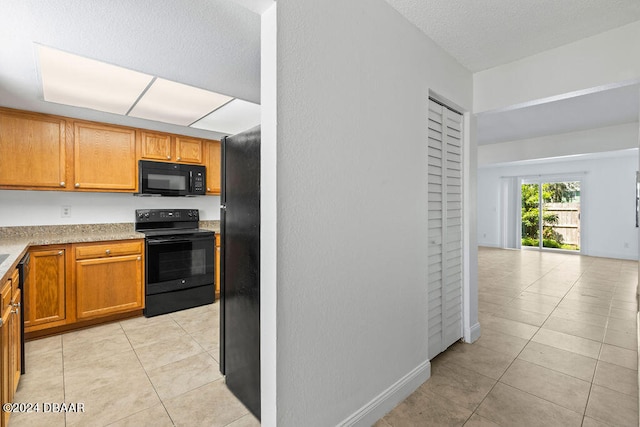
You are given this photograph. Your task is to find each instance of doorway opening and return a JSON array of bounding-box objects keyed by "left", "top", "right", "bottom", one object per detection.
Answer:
[{"left": 521, "top": 180, "right": 581, "bottom": 252}]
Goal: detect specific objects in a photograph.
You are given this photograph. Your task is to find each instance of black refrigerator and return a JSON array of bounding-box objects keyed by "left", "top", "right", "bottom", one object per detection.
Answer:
[{"left": 220, "top": 125, "right": 261, "bottom": 419}]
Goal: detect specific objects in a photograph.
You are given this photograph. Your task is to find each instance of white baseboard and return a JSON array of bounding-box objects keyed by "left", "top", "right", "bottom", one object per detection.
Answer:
[
  {"left": 464, "top": 322, "right": 481, "bottom": 343},
  {"left": 337, "top": 360, "right": 431, "bottom": 427}
]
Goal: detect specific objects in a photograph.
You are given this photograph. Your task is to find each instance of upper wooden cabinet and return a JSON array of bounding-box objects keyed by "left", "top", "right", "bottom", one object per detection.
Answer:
[
  {"left": 140, "top": 132, "right": 203, "bottom": 164},
  {"left": 0, "top": 109, "right": 68, "bottom": 190},
  {"left": 204, "top": 139, "right": 221, "bottom": 195},
  {"left": 139, "top": 131, "right": 172, "bottom": 161},
  {"left": 0, "top": 108, "right": 219, "bottom": 195},
  {"left": 175, "top": 136, "right": 203, "bottom": 164},
  {"left": 74, "top": 122, "right": 137, "bottom": 191}
]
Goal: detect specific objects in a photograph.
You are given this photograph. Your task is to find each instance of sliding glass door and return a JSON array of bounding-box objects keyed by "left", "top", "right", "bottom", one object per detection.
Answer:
[{"left": 521, "top": 180, "right": 580, "bottom": 251}]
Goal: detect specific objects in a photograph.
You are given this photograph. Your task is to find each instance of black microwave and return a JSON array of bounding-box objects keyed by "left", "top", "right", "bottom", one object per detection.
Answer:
[{"left": 138, "top": 160, "right": 206, "bottom": 196}]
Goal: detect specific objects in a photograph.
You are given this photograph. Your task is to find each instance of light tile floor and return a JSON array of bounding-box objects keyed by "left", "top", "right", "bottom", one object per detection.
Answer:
[
  {"left": 10, "top": 302, "right": 259, "bottom": 427},
  {"left": 377, "top": 247, "right": 639, "bottom": 427},
  {"left": 12, "top": 248, "right": 640, "bottom": 426}
]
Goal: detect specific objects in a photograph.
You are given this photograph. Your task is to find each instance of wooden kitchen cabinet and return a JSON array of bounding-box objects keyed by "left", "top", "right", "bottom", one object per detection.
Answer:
[
  {"left": 175, "top": 136, "right": 203, "bottom": 163},
  {"left": 9, "top": 270, "right": 20, "bottom": 397},
  {"left": 215, "top": 233, "right": 221, "bottom": 299},
  {"left": 1, "top": 279, "right": 11, "bottom": 427},
  {"left": 139, "top": 131, "right": 203, "bottom": 164},
  {"left": 0, "top": 108, "right": 220, "bottom": 195},
  {"left": 74, "top": 240, "right": 144, "bottom": 320},
  {"left": 204, "top": 139, "right": 221, "bottom": 195},
  {"left": 1, "top": 269, "right": 21, "bottom": 427},
  {"left": 24, "top": 246, "right": 68, "bottom": 332},
  {"left": 74, "top": 122, "right": 137, "bottom": 191},
  {"left": 0, "top": 108, "right": 69, "bottom": 190},
  {"left": 139, "top": 131, "right": 172, "bottom": 161}
]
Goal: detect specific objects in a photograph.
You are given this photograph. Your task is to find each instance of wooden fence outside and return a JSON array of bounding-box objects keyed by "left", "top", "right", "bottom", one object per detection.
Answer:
[{"left": 544, "top": 202, "right": 580, "bottom": 246}]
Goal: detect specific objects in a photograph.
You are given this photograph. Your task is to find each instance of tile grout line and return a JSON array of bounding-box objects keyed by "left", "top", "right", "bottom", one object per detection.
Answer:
[
  {"left": 470, "top": 260, "right": 605, "bottom": 424},
  {"left": 119, "top": 317, "right": 179, "bottom": 427},
  {"left": 466, "top": 262, "right": 578, "bottom": 425}
]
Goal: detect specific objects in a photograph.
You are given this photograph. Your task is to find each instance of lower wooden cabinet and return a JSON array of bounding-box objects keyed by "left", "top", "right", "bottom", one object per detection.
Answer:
[
  {"left": 24, "top": 246, "right": 67, "bottom": 332},
  {"left": 74, "top": 241, "right": 144, "bottom": 320},
  {"left": 1, "top": 269, "right": 21, "bottom": 427},
  {"left": 1, "top": 280, "right": 11, "bottom": 427},
  {"left": 24, "top": 240, "right": 145, "bottom": 336},
  {"left": 10, "top": 287, "right": 21, "bottom": 396}
]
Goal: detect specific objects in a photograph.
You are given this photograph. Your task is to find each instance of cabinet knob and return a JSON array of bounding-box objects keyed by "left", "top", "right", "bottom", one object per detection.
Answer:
[
  {"left": 106, "top": 249, "right": 111, "bottom": 255},
  {"left": 58, "top": 251, "right": 63, "bottom": 255},
  {"left": 13, "top": 302, "right": 20, "bottom": 308},
  {"left": 177, "top": 157, "right": 181, "bottom": 161},
  {"left": 137, "top": 256, "right": 141, "bottom": 261},
  {"left": 207, "top": 188, "right": 211, "bottom": 192},
  {"left": 60, "top": 181, "right": 65, "bottom": 187},
  {"left": 75, "top": 183, "right": 80, "bottom": 188},
  {"left": 166, "top": 156, "right": 171, "bottom": 160}
]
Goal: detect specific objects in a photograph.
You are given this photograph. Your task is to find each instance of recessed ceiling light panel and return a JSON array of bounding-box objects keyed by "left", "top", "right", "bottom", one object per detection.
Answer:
[
  {"left": 38, "top": 45, "right": 153, "bottom": 115},
  {"left": 191, "top": 98, "right": 260, "bottom": 135},
  {"left": 128, "top": 78, "right": 233, "bottom": 126}
]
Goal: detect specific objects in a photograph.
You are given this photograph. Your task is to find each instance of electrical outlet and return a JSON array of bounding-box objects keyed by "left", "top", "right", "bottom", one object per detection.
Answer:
[{"left": 61, "top": 206, "right": 71, "bottom": 218}]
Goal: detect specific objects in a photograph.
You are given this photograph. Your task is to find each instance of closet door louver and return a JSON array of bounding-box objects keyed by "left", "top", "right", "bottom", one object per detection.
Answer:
[{"left": 427, "top": 98, "right": 463, "bottom": 360}]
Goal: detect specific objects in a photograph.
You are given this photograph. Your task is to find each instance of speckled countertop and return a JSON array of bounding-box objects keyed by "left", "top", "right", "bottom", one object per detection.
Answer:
[{"left": 0, "top": 221, "right": 220, "bottom": 284}]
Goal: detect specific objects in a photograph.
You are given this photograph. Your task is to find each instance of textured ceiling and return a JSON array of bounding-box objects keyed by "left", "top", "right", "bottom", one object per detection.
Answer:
[
  {"left": 0, "top": 0, "right": 637, "bottom": 145},
  {"left": 384, "top": 0, "right": 640, "bottom": 72},
  {"left": 0, "top": 0, "right": 261, "bottom": 139}
]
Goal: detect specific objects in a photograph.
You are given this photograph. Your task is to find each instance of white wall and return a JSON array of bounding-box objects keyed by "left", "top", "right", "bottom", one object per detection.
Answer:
[
  {"left": 478, "top": 123, "right": 639, "bottom": 166},
  {"left": 474, "top": 20, "right": 640, "bottom": 114},
  {"left": 477, "top": 151, "right": 639, "bottom": 260},
  {"left": 271, "top": 0, "right": 473, "bottom": 425},
  {"left": 260, "top": 4, "right": 277, "bottom": 426},
  {"left": 0, "top": 190, "right": 220, "bottom": 226}
]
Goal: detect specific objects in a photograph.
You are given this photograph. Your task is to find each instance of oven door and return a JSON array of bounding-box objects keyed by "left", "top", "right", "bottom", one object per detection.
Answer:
[{"left": 145, "top": 233, "right": 214, "bottom": 295}]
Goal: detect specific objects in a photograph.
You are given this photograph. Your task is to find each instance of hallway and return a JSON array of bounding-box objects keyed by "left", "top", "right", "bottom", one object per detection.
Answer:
[{"left": 376, "top": 247, "right": 638, "bottom": 426}]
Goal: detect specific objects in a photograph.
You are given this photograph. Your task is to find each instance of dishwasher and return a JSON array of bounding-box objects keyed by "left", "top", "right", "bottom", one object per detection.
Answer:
[{"left": 17, "top": 253, "right": 29, "bottom": 374}]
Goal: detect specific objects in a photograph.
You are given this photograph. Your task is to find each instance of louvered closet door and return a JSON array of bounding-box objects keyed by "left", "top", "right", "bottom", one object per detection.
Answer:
[{"left": 427, "top": 99, "right": 463, "bottom": 360}]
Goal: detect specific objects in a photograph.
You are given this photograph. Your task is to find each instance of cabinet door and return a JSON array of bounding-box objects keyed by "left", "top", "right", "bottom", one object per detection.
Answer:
[
  {"left": 140, "top": 131, "right": 172, "bottom": 161},
  {"left": 75, "top": 254, "right": 143, "bottom": 320},
  {"left": 74, "top": 122, "right": 137, "bottom": 191},
  {"left": 175, "top": 136, "right": 203, "bottom": 164},
  {"left": 0, "top": 110, "right": 67, "bottom": 189},
  {"left": 24, "top": 248, "right": 66, "bottom": 330},
  {"left": 10, "top": 289, "right": 20, "bottom": 396},
  {"left": 204, "top": 140, "right": 221, "bottom": 194},
  {"left": 1, "top": 282, "right": 11, "bottom": 427}
]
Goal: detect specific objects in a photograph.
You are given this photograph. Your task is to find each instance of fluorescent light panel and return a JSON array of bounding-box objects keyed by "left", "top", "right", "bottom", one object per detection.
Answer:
[
  {"left": 38, "top": 46, "right": 256, "bottom": 133},
  {"left": 128, "top": 78, "right": 233, "bottom": 126},
  {"left": 38, "top": 45, "right": 153, "bottom": 115},
  {"left": 191, "top": 98, "right": 260, "bottom": 135}
]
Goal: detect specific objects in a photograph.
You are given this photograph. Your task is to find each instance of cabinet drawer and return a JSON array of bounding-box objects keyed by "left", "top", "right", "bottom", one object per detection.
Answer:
[{"left": 75, "top": 241, "right": 143, "bottom": 260}]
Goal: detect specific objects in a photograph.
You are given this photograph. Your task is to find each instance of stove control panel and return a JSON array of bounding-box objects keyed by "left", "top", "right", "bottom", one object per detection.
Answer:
[{"left": 135, "top": 209, "right": 200, "bottom": 223}]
